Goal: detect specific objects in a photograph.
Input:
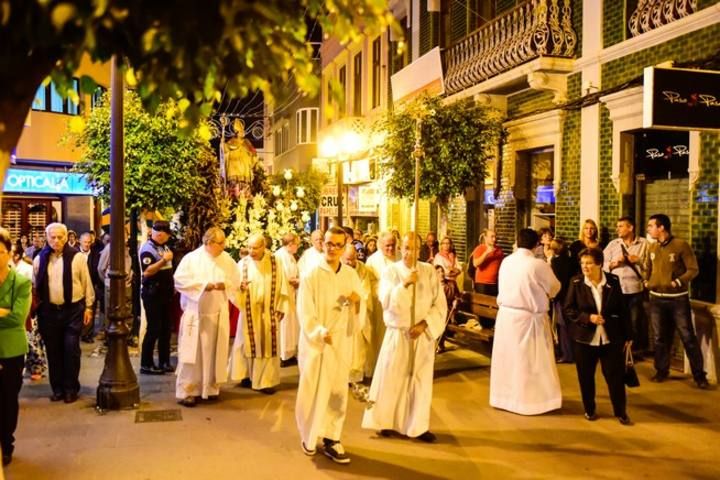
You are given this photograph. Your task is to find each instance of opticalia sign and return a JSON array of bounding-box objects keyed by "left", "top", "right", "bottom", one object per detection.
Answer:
[{"left": 3, "top": 168, "right": 93, "bottom": 195}]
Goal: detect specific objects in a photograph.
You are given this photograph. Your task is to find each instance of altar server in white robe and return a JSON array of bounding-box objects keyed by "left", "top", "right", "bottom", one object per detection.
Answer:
[
  {"left": 297, "top": 229, "right": 324, "bottom": 278},
  {"left": 296, "top": 227, "right": 365, "bottom": 464},
  {"left": 276, "top": 232, "right": 300, "bottom": 364},
  {"left": 364, "top": 231, "right": 397, "bottom": 376},
  {"left": 362, "top": 233, "right": 447, "bottom": 442},
  {"left": 229, "top": 233, "right": 287, "bottom": 393},
  {"left": 174, "top": 228, "right": 242, "bottom": 407},
  {"left": 490, "top": 228, "right": 562, "bottom": 415},
  {"left": 341, "top": 243, "right": 373, "bottom": 383}
]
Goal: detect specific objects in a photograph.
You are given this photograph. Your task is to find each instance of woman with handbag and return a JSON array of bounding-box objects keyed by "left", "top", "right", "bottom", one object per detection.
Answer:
[
  {"left": 563, "top": 248, "right": 633, "bottom": 425},
  {"left": 0, "top": 229, "right": 33, "bottom": 465}
]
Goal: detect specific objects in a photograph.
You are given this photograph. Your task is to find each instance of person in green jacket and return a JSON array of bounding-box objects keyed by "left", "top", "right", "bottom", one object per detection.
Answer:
[{"left": 0, "top": 228, "right": 32, "bottom": 467}]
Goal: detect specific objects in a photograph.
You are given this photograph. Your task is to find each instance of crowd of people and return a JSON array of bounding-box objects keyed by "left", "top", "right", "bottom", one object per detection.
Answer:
[{"left": 0, "top": 211, "right": 711, "bottom": 467}]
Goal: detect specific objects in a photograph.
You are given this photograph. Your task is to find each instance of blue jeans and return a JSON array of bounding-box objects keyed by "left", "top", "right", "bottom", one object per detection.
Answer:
[
  {"left": 625, "top": 293, "right": 648, "bottom": 351},
  {"left": 649, "top": 294, "right": 706, "bottom": 381}
]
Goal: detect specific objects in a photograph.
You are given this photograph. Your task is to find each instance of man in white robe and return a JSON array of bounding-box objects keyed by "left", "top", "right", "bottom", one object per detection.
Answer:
[
  {"left": 275, "top": 233, "right": 300, "bottom": 365},
  {"left": 364, "top": 231, "right": 397, "bottom": 376},
  {"left": 296, "top": 227, "right": 365, "bottom": 464},
  {"left": 229, "top": 233, "right": 287, "bottom": 393},
  {"left": 362, "top": 233, "right": 447, "bottom": 442},
  {"left": 174, "top": 228, "right": 241, "bottom": 407},
  {"left": 341, "top": 244, "right": 373, "bottom": 383},
  {"left": 490, "top": 228, "right": 561, "bottom": 415},
  {"left": 297, "top": 229, "right": 324, "bottom": 278}
]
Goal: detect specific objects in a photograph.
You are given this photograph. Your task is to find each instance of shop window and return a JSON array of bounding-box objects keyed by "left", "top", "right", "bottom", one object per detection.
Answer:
[
  {"left": 338, "top": 65, "right": 347, "bottom": 117},
  {"left": 296, "top": 108, "right": 319, "bottom": 145},
  {"left": 32, "top": 78, "right": 80, "bottom": 115},
  {"left": 353, "top": 52, "right": 362, "bottom": 116},
  {"left": 515, "top": 149, "right": 555, "bottom": 231},
  {"left": 91, "top": 86, "right": 108, "bottom": 109},
  {"left": 371, "top": 37, "right": 382, "bottom": 109}
]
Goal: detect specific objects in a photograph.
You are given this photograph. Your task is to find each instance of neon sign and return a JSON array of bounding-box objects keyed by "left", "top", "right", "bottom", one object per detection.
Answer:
[{"left": 3, "top": 168, "right": 92, "bottom": 195}]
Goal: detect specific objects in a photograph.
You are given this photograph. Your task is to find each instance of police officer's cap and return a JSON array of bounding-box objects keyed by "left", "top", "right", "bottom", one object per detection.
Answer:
[{"left": 152, "top": 221, "right": 172, "bottom": 234}]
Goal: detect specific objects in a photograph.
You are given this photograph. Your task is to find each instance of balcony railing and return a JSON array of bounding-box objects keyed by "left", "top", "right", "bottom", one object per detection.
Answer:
[
  {"left": 628, "top": 0, "right": 697, "bottom": 37},
  {"left": 442, "top": 0, "right": 577, "bottom": 95}
]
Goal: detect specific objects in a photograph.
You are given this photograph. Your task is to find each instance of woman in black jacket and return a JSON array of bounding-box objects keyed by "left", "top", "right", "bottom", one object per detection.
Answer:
[{"left": 563, "top": 248, "right": 633, "bottom": 425}]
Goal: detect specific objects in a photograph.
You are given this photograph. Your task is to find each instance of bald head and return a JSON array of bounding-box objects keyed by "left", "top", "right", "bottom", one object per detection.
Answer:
[
  {"left": 342, "top": 243, "right": 357, "bottom": 268},
  {"left": 310, "top": 229, "right": 323, "bottom": 252},
  {"left": 247, "top": 232, "right": 266, "bottom": 260}
]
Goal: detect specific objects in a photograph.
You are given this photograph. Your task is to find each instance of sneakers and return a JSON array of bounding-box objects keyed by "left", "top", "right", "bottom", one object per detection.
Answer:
[
  {"left": 323, "top": 439, "right": 350, "bottom": 464},
  {"left": 301, "top": 441, "right": 317, "bottom": 456}
]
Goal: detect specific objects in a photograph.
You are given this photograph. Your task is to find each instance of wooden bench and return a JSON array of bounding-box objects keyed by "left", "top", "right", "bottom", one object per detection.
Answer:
[{"left": 444, "top": 292, "right": 498, "bottom": 357}]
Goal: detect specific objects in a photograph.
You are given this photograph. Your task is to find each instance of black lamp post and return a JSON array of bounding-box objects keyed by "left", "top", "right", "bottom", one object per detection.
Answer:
[{"left": 96, "top": 56, "right": 140, "bottom": 411}]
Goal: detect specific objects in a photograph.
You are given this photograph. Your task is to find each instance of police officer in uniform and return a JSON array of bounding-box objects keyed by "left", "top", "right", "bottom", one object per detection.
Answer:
[{"left": 139, "top": 221, "right": 175, "bottom": 375}]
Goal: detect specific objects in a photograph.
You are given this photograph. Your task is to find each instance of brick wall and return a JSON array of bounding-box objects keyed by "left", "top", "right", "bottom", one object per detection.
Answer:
[{"left": 556, "top": 73, "right": 582, "bottom": 242}]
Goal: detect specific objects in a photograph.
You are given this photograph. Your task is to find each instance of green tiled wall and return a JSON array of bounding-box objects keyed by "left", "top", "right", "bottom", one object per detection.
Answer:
[
  {"left": 556, "top": 73, "right": 582, "bottom": 242},
  {"left": 507, "top": 90, "right": 555, "bottom": 119},
  {"left": 691, "top": 132, "right": 719, "bottom": 302},
  {"left": 597, "top": 106, "right": 619, "bottom": 241}
]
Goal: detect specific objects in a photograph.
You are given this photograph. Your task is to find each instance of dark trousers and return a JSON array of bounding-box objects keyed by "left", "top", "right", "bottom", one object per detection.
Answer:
[
  {"left": 574, "top": 341, "right": 626, "bottom": 417},
  {"left": 474, "top": 283, "right": 498, "bottom": 296},
  {"left": 650, "top": 294, "right": 706, "bottom": 380},
  {"left": 625, "top": 292, "right": 648, "bottom": 351},
  {"left": 37, "top": 302, "right": 84, "bottom": 396},
  {"left": 141, "top": 293, "right": 172, "bottom": 368},
  {"left": 0, "top": 355, "right": 24, "bottom": 455}
]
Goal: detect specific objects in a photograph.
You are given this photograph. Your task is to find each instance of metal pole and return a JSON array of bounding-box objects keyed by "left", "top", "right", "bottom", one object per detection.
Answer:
[
  {"left": 409, "top": 118, "right": 422, "bottom": 376},
  {"left": 97, "top": 56, "right": 140, "bottom": 411},
  {"left": 337, "top": 159, "right": 343, "bottom": 227}
]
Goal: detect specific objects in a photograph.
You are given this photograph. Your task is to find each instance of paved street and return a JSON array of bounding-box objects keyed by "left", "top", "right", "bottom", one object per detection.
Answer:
[{"left": 5, "top": 344, "right": 719, "bottom": 480}]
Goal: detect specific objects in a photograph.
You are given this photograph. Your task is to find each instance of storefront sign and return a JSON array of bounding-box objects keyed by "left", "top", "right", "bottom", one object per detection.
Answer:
[
  {"left": 643, "top": 66, "right": 720, "bottom": 131},
  {"left": 3, "top": 168, "right": 92, "bottom": 195},
  {"left": 348, "top": 185, "right": 379, "bottom": 216}
]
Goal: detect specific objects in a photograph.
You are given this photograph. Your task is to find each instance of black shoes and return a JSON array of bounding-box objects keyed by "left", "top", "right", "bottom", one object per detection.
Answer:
[
  {"left": 258, "top": 387, "right": 276, "bottom": 395},
  {"left": 160, "top": 364, "right": 175, "bottom": 373},
  {"left": 178, "top": 396, "right": 197, "bottom": 408},
  {"left": 140, "top": 365, "right": 164, "bottom": 375},
  {"left": 584, "top": 412, "right": 598, "bottom": 421},
  {"left": 650, "top": 373, "right": 668, "bottom": 383},
  {"left": 415, "top": 431, "right": 437, "bottom": 443},
  {"left": 50, "top": 392, "right": 64, "bottom": 402},
  {"left": 618, "top": 415, "right": 633, "bottom": 426},
  {"left": 378, "top": 429, "right": 394, "bottom": 437},
  {"left": 238, "top": 378, "right": 252, "bottom": 389},
  {"left": 64, "top": 392, "right": 79, "bottom": 404},
  {"left": 2, "top": 452, "right": 11, "bottom": 466},
  {"left": 323, "top": 439, "right": 350, "bottom": 464},
  {"left": 280, "top": 357, "right": 298, "bottom": 368},
  {"left": 696, "top": 378, "right": 710, "bottom": 390}
]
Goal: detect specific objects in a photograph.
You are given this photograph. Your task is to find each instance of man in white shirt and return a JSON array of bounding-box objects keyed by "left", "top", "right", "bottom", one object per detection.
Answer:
[
  {"left": 489, "top": 228, "right": 561, "bottom": 415},
  {"left": 32, "top": 223, "right": 94, "bottom": 404},
  {"left": 603, "top": 216, "right": 648, "bottom": 355}
]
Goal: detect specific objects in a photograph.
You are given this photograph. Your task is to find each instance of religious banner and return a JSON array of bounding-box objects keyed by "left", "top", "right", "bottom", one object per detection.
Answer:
[{"left": 643, "top": 66, "right": 720, "bottom": 131}]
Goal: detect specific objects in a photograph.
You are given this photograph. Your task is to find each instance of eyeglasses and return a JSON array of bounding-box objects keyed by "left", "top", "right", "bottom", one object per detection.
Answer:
[{"left": 325, "top": 241, "right": 346, "bottom": 250}]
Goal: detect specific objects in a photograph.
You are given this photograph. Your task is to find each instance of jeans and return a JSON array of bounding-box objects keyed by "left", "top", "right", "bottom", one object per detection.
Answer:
[
  {"left": 649, "top": 294, "right": 706, "bottom": 381},
  {"left": 625, "top": 292, "right": 648, "bottom": 351}
]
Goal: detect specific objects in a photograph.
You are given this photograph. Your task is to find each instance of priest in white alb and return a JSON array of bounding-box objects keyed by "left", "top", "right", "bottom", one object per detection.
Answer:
[
  {"left": 341, "top": 243, "right": 373, "bottom": 382},
  {"left": 364, "top": 231, "right": 397, "bottom": 376},
  {"left": 296, "top": 227, "right": 365, "bottom": 464},
  {"left": 275, "top": 232, "right": 300, "bottom": 366},
  {"left": 174, "top": 227, "right": 242, "bottom": 407},
  {"left": 229, "top": 232, "right": 287, "bottom": 394},
  {"left": 490, "top": 228, "right": 562, "bottom": 415},
  {"left": 362, "top": 233, "right": 446, "bottom": 442}
]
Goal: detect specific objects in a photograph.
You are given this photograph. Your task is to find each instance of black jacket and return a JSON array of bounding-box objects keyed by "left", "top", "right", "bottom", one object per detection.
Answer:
[{"left": 562, "top": 272, "right": 631, "bottom": 345}]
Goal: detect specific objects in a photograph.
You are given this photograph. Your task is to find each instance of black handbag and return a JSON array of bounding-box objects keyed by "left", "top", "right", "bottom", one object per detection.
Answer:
[{"left": 624, "top": 348, "right": 640, "bottom": 388}]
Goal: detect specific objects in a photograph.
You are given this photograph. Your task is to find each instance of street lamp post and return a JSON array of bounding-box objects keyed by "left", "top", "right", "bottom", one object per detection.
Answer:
[{"left": 96, "top": 56, "right": 140, "bottom": 411}]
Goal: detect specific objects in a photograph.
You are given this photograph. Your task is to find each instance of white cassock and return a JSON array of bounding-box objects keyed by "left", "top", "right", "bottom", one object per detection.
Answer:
[
  {"left": 229, "top": 252, "right": 288, "bottom": 389},
  {"left": 364, "top": 250, "right": 396, "bottom": 376},
  {"left": 275, "top": 246, "right": 299, "bottom": 361},
  {"left": 297, "top": 247, "right": 323, "bottom": 278},
  {"left": 174, "top": 247, "right": 241, "bottom": 399},
  {"left": 490, "top": 248, "right": 561, "bottom": 415},
  {"left": 349, "top": 261, "right": 373, "bottom": 383},
  {"left": 362, "top": 261, "right": 447, "bottom": 437},
  {"left": 295, "top": 261, "right": 366, "bottom": 448}
]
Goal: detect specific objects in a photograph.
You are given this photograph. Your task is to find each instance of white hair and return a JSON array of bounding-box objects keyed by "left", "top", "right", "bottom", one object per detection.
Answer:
[{"left": 45, "top": 222, "right": 68, "bottom": 237}]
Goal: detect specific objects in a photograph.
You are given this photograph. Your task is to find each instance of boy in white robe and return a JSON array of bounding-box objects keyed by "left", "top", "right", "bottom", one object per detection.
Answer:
[
  {"left": 275, "top": 233, "right": 300, "bottom": 365},
  {"left": 174, "top": 228, "right": 242, "bottom": 407},
  {"left": 341, "top": 244, "right": 373, "bottom": 383},
  {"left": 362, "top": 233, "right": 447, "bottom": 442},
  {"left": 296, "top": 227, "right": 365, "bottom": 464},
  {"left": 229, "top": 233, "right": 287, "bottom": 393},
  {"left": 490, "top": 228, "right": 562, "bottom": 415}
]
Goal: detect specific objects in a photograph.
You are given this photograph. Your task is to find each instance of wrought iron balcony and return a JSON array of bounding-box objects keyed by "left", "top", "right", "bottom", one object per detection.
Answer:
[
  {"left": 628, "top": 0, "right": 697, "bottom": 37},
  {"left": 442, "top": 0, "right": 577, "bottom": 96}
]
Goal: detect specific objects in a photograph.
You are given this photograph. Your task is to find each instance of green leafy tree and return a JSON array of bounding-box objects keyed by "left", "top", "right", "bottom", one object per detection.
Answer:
[
  {"left": 0, "top": 0, "right": 398, "bottom": 202},
  {"left": 69, "top": 89, "right": 226, "bottom": 247},
  {"left": 377, "top": 95, "right": 503, "bottom": 235}
]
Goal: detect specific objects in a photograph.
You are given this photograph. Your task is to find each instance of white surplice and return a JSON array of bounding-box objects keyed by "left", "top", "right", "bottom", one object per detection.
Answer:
[
  {"left": 275, "top": 246, "right": 299, "bottom": 361},
  {"left": 348, "top": 261, "right": 373, "bottom": 382},
  {"left": 490, "top": 248, "right": 562, "bottom": 415},
  {"left": 174, "top": 247, "right": 241, "bottom": 399},
  {"left": 297, "top": 247, "right": 323, "bottom": 278},
  {"left": 364, "top": 250, "right": 396, "bottom": 376},
  {"left": 229, "top": 251, "right": 288, "bottom": 389},
  {"left": 295, "top": 260, "right": 366, "bottom": 448},
  {"left": 362, "top": 261, "right": 447, "bottom": 437}
]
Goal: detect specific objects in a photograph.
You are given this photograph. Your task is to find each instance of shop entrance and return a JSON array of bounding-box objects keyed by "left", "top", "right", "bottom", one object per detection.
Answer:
[{"left": 1, "top": 197, "right": 59, "bottom": 241}]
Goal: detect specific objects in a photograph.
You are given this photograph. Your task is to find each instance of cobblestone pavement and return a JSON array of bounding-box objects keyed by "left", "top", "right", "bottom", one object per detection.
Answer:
[{"left": 4, "top": 344, "right": 719, "bottom": 480}]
